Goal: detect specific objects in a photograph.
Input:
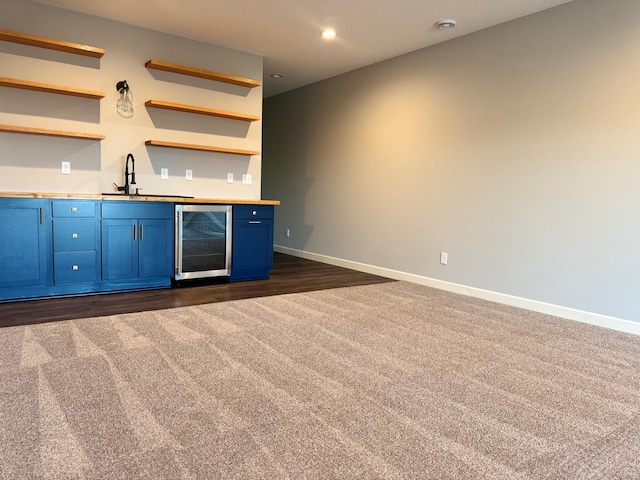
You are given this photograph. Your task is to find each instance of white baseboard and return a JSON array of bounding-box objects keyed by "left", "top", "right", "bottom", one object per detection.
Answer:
[{"left": 275, "top": 245, "right": 640, "bottom": 336}]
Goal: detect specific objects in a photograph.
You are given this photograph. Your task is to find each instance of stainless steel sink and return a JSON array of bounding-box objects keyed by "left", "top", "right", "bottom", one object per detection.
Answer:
[{"left": 102, "top": 193, "right": 194, "bottom": 199}]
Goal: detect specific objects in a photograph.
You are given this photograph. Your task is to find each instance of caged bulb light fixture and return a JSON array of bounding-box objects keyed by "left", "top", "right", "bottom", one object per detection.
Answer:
[{"left": 115, "top": 80, "right": 134, "bottom": 118}]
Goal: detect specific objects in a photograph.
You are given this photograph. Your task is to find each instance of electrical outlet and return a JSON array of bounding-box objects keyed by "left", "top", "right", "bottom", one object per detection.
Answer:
[
  {"left": 61, "top": 161, "right": 71, "bottom": 175},
  {"left": 285, "top": 228, "right": 291, "bottom": 238},
  {"left": 161, "top": 168, "right": 168, "bottom": 180},
  {"left": 227, "top": 173, "right": 234, "bottom": 183},
  {"left": 242, "top": 173, "right": 252, "bottom": 184},
  {"left": 185, "top": 169, "right": 193, "bottom": 181},
  {"left": 440, "top": 252, "right": 448, "bottom": 265}
]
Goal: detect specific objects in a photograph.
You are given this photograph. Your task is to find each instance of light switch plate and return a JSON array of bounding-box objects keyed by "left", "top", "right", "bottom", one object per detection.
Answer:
[
  {"left": 242, "top": 173, "right": 252, "bottom": 185},
  {"left": 227, "top": 173, "right": 234, "bottom": 183},
  {"left": 185, "top": 169, "right": 193, "bottom": 181},
  {"left": 161, "top": 168, "right": 168, "bottom": 180},
  {"left": 61, "top": 161, "right": 71, "bottom": 175}
]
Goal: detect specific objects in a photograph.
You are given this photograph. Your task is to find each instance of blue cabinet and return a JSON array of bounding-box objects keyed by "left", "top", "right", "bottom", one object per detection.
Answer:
[
  {"left": 101, "top": 202, "right": 173, "bottom": 290},
  {"left": 230, "top": 205, "right": 274, "bottom": 281},
  {"left": 0, "top": 198, "right": 100, "bottom": 301},
  {"left": 52, "top": 200, "right": 100, "bottom": 286},
  {"left": 0, "top": 197, "right": 274, "bottom": 301},
  {"left": 0, "top": 198, "right": 50, "bottom": 293}
]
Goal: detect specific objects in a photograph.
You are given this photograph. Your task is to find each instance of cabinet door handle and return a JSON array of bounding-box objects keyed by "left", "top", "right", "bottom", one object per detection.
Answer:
[
  {"left": 133, "top": 224, "right": 136, "bottom": 240},
  {"left": 140, "top": 224, "right": 144, "bottom": 240},
  {"left": 71, "top": 207, "right": 78, "bottom": 213},
  {"left": 72, "top": 265, "right": 79, "bottom": 271},
  {"left": 249, "top": 221, "right": 261, "bottom": 224},
  {"left": 72, "top": 233, "right": 78, "bottom": 239},
  {"left": 39, "top": 208, "right": 44, "bottom": 225}
]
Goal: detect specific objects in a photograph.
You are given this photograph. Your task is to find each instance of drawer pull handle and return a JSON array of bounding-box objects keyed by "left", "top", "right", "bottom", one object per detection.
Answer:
[
  {"left": 72, "top": 233, "right": 78, "bottom": 239},
  {"left": 249, "top": 221, "right": 261, "bottom": 224},
  {"left": 71, "top": 207, "right": 77, "bottom": 213},
  {"left": 72, "top": 265, "right": 79, "bottom": 271}
]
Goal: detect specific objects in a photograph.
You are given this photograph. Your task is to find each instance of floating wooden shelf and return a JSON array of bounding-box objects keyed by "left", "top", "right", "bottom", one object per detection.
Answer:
[
  {"left": 145, "top": 140, "right": 259, "bottom": 156},
  {"left": 0, "top": 29, "right": 105, "bottom": 58},
  {"left": 145, "top": 59, "right": 261, "bottom": 88},
  {"left": 0, "top": 124, "right": 105, "bottom": 140},
  {"left": 145, "top": 99, "right": 259, "bottom": 122},
  {"left": 0, "top": 76, "right": 105, "bottom": 99}
]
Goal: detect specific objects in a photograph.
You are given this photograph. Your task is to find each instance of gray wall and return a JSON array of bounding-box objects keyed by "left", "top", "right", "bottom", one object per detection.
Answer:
[
  {"left": 0, "top": 0, "right": 263, "bottom": 199},
  {"left": 263, "top": 0, "right": 640, "bottom": 323}
]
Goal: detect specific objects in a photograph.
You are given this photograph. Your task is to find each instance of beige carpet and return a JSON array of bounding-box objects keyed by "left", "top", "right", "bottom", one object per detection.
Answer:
[{"left": 1, "top": 281, "right": 639, "bottom": 479}]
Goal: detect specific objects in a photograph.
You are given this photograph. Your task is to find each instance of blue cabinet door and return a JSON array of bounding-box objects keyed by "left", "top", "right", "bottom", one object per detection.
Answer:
[
  {"left": 231, "top": 205, "right": 274, "bottom": 281},
  {"left": 0, "top": 199, "right": 50, "bottom": 288},
  {"left": 101, "top": 202, "right": 174, "bottom": 288},
  {"left": 101, "top": 219, "right": 138, "bottom": 281},
  {"left": 138, "top": 219, "right": 173, "bottom": 278},
  {"left": 232, "top": 222, "right": 273, "bottom": 270}
]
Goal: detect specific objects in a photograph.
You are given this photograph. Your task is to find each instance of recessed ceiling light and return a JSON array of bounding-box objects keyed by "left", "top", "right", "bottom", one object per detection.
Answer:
[
  {"left": 436, "top": 19, "right": 457, "bottom": 29},
  {"left": 322, "top": 28, "right": 337, "bottom": 39},
  {"left": 270, "top": 73, "right": 284, "bottom": 79}
]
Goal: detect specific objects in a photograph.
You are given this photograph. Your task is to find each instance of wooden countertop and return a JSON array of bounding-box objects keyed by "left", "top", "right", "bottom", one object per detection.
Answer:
[{"left": 0, "top": 192, "right": 280, "bottom": 205}]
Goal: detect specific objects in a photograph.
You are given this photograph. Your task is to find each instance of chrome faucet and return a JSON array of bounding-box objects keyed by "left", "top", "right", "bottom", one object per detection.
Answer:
[{"left": 114, "top": 153, "right": 137, "bottom": 195}]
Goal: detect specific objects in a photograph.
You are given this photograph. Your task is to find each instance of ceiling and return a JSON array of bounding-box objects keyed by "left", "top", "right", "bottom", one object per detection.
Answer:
[{"left": 32, "top": 0, "right": 575, "bottom": 97}]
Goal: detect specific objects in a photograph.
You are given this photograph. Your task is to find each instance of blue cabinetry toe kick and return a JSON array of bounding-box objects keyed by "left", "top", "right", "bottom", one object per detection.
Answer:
[{"left": 0, "top": 199, "right": 274, "bottom": 302}]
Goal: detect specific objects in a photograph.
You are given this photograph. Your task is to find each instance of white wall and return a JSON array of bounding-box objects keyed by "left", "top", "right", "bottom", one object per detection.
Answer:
[
  {"left": 263, "top": 0, "right": 640, "bottom": 324},
  {"left": 0, "top": 0, "right": 263, "bottom": 199}
]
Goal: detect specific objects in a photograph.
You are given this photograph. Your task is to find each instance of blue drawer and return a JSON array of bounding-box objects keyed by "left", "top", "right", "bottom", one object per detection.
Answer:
[
  {"left": 54, "top": 251, "right": 97, "bottom": 284},
  {"left": 233, "top": 205, "right": 274, "bottom": 220},
  {"left": 53, "top": 219, "right": 96, "bottom": 251},
  {"left": 52, "top": 200, "right": 96, "bottom": 217},
  {"left": 102, "top": 201, "right": 173, "bottom": 219}
]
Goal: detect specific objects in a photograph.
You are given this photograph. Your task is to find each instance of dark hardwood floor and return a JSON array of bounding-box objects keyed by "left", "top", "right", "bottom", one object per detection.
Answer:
[{"left": 0, "top": 253, "right": 394, "bottom": 327}]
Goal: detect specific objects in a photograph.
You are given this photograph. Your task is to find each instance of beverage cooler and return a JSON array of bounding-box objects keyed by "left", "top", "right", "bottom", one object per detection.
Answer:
[{"left": 174, "top": 205, "right": 232, "bottom": 282}]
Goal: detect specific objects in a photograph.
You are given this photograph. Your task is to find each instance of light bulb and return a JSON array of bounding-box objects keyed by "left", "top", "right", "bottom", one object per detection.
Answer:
[
  {"left": 116, "top": 87, "right": 134, "bottom": 119},
  {"left": 322, "top": 28, "right": 336, "bottom": 39}
]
